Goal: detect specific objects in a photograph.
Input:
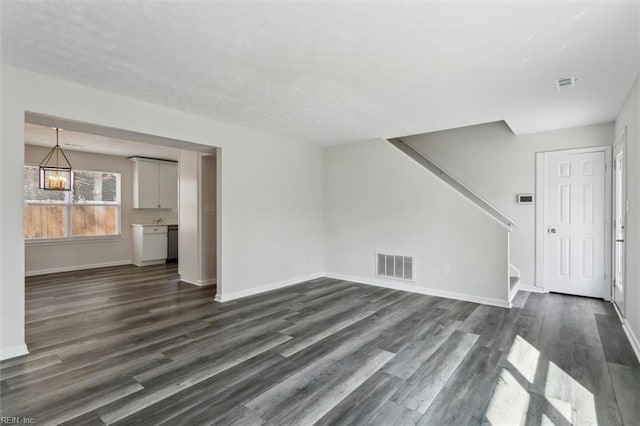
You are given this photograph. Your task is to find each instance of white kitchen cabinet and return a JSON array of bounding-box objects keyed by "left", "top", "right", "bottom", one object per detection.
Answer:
[
  {"left": 131, "top": 157, "right": 178, "bottom": 209},
  {"left": 132, "top": 224, "right": 168, "bottom": 266},
  {"left": 135, "top": 159, "right": 160, "bottom": 209},
  {"left": 158, "top": 162, "right": 178, "bottom": 209}
]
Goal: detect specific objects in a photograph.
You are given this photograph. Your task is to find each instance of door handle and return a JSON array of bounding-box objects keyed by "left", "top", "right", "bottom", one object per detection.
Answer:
[
  {"left": 616, "top": 239, "right": 625, "bottom": 243},
  {"left": 548, "top": 228, "right": 557, "bottom": 234}
]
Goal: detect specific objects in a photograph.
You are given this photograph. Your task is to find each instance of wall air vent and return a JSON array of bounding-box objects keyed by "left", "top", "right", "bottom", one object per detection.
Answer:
[
  {"left": 376, "top": 252, "right": 414, "bottom": 281},
  {"left": 555, "top": 76, "right": 577, "bottom": 90}
]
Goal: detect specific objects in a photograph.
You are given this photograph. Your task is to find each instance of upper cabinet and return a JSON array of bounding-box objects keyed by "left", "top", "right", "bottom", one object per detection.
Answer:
[
  {"left": 131, "top": 157, "right": 178, "bottom": 209},
  {"left": 158, "top": 161, "right": 179, "bottom": 209}
]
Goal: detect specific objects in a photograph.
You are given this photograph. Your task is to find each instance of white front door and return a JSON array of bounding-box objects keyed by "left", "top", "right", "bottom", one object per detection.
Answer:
[
  {"left": 614, "top": 141, "right": 626, "bottom": 315},
  {"left": 545, "top": 150, "right": 608, "bottom": 298}
]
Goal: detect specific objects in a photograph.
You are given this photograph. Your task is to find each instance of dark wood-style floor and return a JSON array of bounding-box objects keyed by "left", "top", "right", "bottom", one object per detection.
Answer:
[{"left": 1, "top": 264, "right": 639, "bottom": 425}]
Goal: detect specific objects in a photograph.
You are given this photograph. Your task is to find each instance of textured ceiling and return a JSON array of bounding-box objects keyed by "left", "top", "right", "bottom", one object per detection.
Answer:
[{"left": 2, "top": 1, "right": 639, "bottom": 145}]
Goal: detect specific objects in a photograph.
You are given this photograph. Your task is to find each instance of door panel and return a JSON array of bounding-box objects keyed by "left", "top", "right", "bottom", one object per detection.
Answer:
[{"left": 546, "top": 150, "right": 607, "bottom": 298}]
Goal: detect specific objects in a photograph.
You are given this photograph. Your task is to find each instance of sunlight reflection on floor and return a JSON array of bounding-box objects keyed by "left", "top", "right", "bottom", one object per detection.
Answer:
[
  {"left": 545, "top": 361, "right": 596, "bottom": 424},
  {"left": 485, "top": 335, "right": 596, "bottom": 425},
  {"left": 486, "top": 369, "right": 530, "bottom": 424},
  {"left": 541, "top": 413, "right": 556, "bottom": 425},
  {"left": 508, "top": 335, "right": 540, "bottom": 383}
]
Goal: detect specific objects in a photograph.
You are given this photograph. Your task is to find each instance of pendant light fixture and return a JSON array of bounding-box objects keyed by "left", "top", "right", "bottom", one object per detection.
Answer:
[{"left": 39, "top": 127, "right": 73, "bottom": 191}]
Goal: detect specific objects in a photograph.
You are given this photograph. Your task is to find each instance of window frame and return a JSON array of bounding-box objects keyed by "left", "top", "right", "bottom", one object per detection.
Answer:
[{"left": 24, "top": 165, "right": 122, "bottom": 242}]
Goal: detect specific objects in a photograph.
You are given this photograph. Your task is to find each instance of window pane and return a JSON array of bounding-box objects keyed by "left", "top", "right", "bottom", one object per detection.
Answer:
[
  {"left": 73, "top": 170, "right": 119, "bottom": 203},
  {"left": 24, "top": 205, "right": 66, "bottom": 239},
  {"left": 24, "top": 166, "right": 66, "bottom": 203},
  {"left": 72, "top": 206, "right": 118, "bottom": 236}
]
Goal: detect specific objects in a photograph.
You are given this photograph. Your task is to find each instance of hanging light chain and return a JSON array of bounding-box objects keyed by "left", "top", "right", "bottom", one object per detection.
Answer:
[
  {"left": 55, "top": 128, "right": 60, "bottom": 175},
  {"left": 39, "top": 127, "right": 72, "bottom": 190}
]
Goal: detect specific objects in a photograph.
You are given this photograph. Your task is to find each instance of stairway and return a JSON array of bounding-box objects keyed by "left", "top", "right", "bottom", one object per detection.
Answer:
[
  {"left": 387, "top": 138, "right": 517, "bottom": 230},
  {"left": 388, "top": 137, "right": 521, "bottom": 306},
  {"left": 509, "top": 264, "right": 521, "bottom": 301},
  {"left": 510, "top": 276, "right": 520, "bottom": 291}
]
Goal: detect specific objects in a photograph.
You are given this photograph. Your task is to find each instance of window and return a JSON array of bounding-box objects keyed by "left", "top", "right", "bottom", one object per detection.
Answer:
[{"left": 24, "top": 166, "right": 121, "bottom": 240}]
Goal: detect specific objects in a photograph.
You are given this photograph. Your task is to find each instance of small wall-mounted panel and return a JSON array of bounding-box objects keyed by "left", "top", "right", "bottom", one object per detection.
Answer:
[{"left": 516, "top": 194, "right": 534, "bottom": 205}]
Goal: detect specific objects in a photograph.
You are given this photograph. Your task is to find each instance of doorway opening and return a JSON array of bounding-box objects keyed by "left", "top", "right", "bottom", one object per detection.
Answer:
[{"left": 22, "top": 112, "right": 221, "bottom": 320}]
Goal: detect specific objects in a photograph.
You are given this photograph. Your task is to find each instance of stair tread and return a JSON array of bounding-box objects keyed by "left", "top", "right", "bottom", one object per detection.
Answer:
[{"left": 509, "top": 276, "right": 520, "bottom": 290}]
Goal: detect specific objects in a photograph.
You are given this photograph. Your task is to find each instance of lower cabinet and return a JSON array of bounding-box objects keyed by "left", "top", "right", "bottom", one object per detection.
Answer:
[{"left": 132, "top": 225, "right": 168, "bottom": 266}]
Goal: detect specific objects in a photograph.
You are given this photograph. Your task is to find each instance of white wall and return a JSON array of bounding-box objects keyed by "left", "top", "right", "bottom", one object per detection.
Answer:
[
  {"left": 404, "top": 122, "right": 614, "bottom": 288},
  {"left": 177, "top": 151, "right": 216, "bottom": 286},
  {"left": 324, "top": 138, "right": 509, "bottom": 306},
  {"left": 24, "top": 145, "right": 178, "bottom": 275},
  {"left": 200, "top": 154, "right": 217, "bottom": 282},
  {"left": 178, "top": 149, "right": 201, "bottom": 285},
  {"left": 1, "top": 65, "right": 325, "bottom": 358},
  {"left": 615, "top": 73, "right": 640, "bottom": 348}
]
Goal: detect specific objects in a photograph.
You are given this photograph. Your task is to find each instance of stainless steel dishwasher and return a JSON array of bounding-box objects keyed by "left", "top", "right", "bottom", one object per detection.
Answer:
[{"left": 167, "top": 225, "right": 179, "bottom": 263}]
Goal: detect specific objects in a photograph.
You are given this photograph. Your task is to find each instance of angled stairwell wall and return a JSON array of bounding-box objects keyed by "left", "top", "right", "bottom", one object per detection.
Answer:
[
  {"left": 389, "top": 137, "right": 520, "bottom": 302},
  {"left": 388, "top": 138, "right": 517, "bottom": 231},
  {"left": 324, "top": 138, "right": 510, "bottom": 307},
  {"left": 402, "top": 121, "right": 614, "bottom": 289}
]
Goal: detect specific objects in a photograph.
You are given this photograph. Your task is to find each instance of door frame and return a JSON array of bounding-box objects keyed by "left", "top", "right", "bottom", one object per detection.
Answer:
[
  {"left": 613, "top": 128, "right": 627, "bottom": 316},
  {"left": 535, "top": 146, "right": 613, "bottom": 297}
]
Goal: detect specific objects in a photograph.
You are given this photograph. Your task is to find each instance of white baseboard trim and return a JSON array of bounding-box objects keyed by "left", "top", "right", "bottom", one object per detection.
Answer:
[
  {"left": 621, "top": 321, "right": 640, "bottom": 364},
  {"left": 613, "top": 301, "right": 624, "bottom": 322},
  {"left": 325, "top": 273, "right": 510, "bottom": 308},
  {"left": 25, "top": 260, "right": 132, "bottom": 277},
  {"left": 0, "top": 343, "right": 29, "bottom": 361},
  {"left": 132, "top": 259, "right": 166, "bottom": 267},
  {"left": 181, "top": 278, "right": 217, "bottom": 287},
  {"left": 613, "top": 304, "right": 640, "bottom": 364},
  {"left": 518, "top": 283, "right": 545, "bottom": 293},
  {"left": 214, "top": 272, "right": 325, "bottom": 303},
  {"left": 509, "top": 282, "right": 545, "bottom": 304},
  {"left": 213, "top": 271, "right": 512, "bottom": 308}
]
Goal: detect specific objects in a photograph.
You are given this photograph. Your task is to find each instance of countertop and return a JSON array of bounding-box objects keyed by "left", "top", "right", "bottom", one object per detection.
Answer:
[{"left": 131, "top": 223, "right": 178, "bottom": 227}]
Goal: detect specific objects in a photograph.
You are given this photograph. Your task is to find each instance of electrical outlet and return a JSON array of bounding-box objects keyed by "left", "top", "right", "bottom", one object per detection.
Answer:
[{"left": 442, "top": 265, "right": 450, "bottom": 275}]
